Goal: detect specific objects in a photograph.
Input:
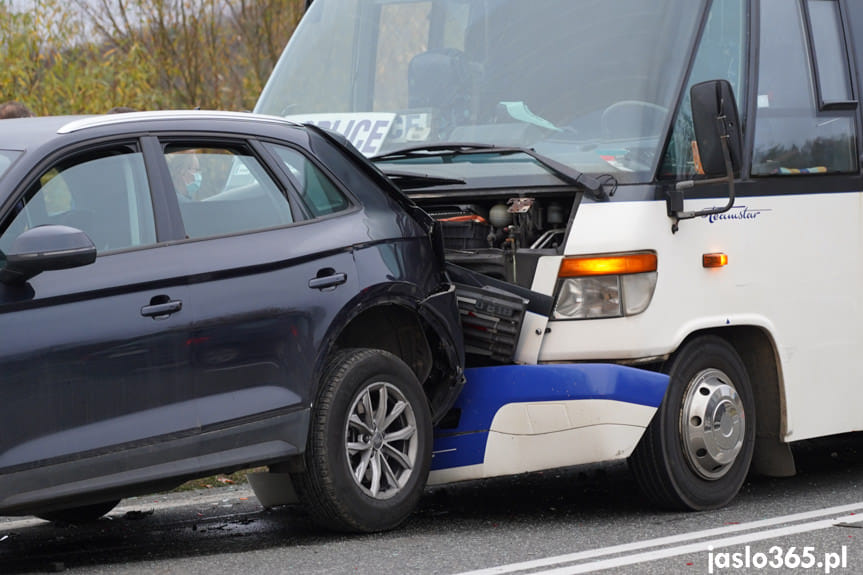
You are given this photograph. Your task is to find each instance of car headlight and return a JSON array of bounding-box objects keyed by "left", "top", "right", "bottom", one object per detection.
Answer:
[{"left": 553, "top": 252, "right": 657, "bottom": 320}]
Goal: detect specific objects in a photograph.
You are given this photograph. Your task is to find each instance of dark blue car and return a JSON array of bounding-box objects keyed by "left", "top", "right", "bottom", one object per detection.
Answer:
[{"left": 0, "top": 111, "right": 465, "bottom": 533}]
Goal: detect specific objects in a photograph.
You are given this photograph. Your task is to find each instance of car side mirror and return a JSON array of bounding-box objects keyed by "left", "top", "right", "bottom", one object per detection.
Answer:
[
  {"left": 667, "top": 79, "right": 743, "bottom": 232},
  {"left": 0, "top": 225, "right": 97, "bottom": 284}
]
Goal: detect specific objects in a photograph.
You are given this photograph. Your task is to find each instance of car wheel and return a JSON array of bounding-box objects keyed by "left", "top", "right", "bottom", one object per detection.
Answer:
[
  {"left": 36, "top": 499, "right": 120, "bottom": 523},
  {"left": 292, "top": 348, "right": 432, "bottom": 532},
  {"left": 630, "top": 335, "right": 755, "bottom": 510}
]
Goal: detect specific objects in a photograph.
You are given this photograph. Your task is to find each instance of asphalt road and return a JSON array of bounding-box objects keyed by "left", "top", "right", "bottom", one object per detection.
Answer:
[{"left": 1, "top": 433, "right": 862, "bottom": 575}]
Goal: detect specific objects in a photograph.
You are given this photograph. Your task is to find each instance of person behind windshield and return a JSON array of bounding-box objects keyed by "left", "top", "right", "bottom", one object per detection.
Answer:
[{"left": 167, "top": 151, "right": 202, "bottom": 201}]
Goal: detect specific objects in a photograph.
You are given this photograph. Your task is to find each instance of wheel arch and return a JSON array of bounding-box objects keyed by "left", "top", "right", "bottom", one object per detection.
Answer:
[
  {"left": 675, "top": 325, "right": 795, "bottom": 477},
  {"left": 327, "top": 299, "right": 461, "bottom": 423}
]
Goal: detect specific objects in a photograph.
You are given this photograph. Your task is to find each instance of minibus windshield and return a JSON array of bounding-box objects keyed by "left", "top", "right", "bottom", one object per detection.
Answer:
[
  {"left": 0, "top": 150, "right": 21, "bottom": 180},
  {"left": 256, "top": 0, "right": 706, "bottom": 184}
]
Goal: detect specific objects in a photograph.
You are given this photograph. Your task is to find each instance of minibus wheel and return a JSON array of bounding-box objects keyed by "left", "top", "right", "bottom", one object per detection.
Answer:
[
  {"left": 292, "top": 348, "right": 432, "bottom": 532},
  {"left": 630, "top": 335, "right": 755, "bottom": 510}
]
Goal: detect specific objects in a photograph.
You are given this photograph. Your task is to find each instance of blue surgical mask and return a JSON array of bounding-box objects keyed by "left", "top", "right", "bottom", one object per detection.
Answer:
[{"left": 186, "top": 171, "right": 202, "bottom": 195}]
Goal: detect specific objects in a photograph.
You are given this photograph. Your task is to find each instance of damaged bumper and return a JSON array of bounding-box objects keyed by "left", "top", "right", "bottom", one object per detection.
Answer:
[{"left": 429, "top": 363, "right": 669, "bottom": 485}]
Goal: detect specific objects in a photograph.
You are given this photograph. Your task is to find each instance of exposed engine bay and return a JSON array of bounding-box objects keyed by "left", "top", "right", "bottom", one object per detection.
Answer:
[
  {"left": 411, "top": 190, "right": 578, "bottom": 366},
  {"left": 418, "top": 192, "right": 577, "bottom": 289}
]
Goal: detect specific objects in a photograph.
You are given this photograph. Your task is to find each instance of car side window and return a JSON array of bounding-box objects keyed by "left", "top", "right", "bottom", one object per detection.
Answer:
[
  {"left": 752, "top": 0, "right": 857, "bottom": 175},
  {"left": 163, "top": 144, "right": 294, "bottom": 239},
  {"left": 0, "top": 148, "right": 156, "bottom": 258},
  {"left": 267, "top": 144, "right": 350, "bottom": 218}
]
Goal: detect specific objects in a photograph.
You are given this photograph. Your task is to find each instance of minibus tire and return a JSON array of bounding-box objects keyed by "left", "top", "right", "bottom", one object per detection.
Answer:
[
  {"left": 630, "top": 336, "right": 755, "bottom": 510},
  {"left": 292, "top": 348, "right": 432, "bottom": 533}
]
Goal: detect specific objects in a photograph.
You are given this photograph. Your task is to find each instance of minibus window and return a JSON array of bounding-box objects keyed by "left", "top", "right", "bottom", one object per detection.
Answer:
[
  {"left": 807, "top": 0, "right": 854, "bottom": 106},
  {"left": 660, "top": 0, "right": 745, "bottom": 180},
  {"left": 752, "top": 0, "right": 857, "bottom": 176}
]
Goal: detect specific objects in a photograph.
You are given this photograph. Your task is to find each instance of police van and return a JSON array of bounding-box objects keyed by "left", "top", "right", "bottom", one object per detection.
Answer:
[{"left": 254, "top": 0, "right": 863, "bottom": 515}]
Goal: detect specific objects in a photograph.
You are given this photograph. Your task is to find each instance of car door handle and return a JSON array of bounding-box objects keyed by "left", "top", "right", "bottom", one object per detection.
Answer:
[
  {"left": 141, "top": 298, "right": 183, "bottom": 318},
  {"left": 308, "top": 270, "right": 347, "bottom": 290}
]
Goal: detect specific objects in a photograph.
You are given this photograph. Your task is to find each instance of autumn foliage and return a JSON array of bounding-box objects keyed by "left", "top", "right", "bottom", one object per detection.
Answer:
[{"left": 0, "top": 0, "right": 304, "bottom": 115}]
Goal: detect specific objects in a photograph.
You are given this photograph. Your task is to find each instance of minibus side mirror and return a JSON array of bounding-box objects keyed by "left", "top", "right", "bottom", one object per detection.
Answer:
[
  {"left": 692, "top": 79, "right": 742, "bottom": 177},
  {"left": 667, "top": 79, "right": 743, "bottom": 233}
]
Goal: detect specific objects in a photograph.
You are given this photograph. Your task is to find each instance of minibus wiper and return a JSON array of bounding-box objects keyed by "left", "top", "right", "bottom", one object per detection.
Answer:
[
  {"left": 371, "top": 143, "right": 612, "bottom": 201},
  {"left": 372, "top": 143, "right": 499, "bottom": 159}
]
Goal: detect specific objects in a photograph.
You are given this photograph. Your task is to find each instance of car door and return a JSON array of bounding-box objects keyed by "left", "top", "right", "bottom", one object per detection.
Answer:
[
  {"left": 154, "top": 138, "right": 363, "bottom": 441},
  {"left": 0, "top": 142, "right": 196, "bottom": 497}
]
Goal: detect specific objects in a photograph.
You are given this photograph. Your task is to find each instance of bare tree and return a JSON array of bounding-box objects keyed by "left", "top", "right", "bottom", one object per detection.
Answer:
[{"left": 71, "top": 0, "right": 303, "bottom": 110}]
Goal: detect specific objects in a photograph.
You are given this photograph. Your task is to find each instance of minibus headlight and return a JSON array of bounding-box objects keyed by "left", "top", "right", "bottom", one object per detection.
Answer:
[
  {"left": 553, "top": 253, "right": 657, "bottom": 320},
  {"left": 554, "top": 276, "right": 621, "bottom": 319}
]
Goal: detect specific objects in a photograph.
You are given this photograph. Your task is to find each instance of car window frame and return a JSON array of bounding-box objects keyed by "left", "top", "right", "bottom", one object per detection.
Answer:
[
  {"left": 0, "top": 138, "right": 164, "bottom": 259},
  {"left": 151, "top": 135, "right": 306, "bottom": 243},
  {"left": 256, "top": 138, "right": 362, "bottom": 224}
]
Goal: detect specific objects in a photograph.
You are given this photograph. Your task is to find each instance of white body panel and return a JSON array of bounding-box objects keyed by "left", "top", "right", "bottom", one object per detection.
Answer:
[
  {"left": 531, "top": 195, "right": 863, "bottom": 442},
  {"left": 512, "top": 310, "right": 551, "bottom": 364},
  {"left": 428, "top": 399, "right": 655, "bottom": 485}
]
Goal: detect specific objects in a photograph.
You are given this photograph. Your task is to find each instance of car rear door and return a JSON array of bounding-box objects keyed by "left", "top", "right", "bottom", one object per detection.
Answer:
[{"left": 152, "top": 137, "right": 363, "bottom": 441}]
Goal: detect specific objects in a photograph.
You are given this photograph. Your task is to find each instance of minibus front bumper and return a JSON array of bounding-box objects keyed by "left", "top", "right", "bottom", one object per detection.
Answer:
[{"left": 429, "top": 363, "right": 669, "bottom": 484}]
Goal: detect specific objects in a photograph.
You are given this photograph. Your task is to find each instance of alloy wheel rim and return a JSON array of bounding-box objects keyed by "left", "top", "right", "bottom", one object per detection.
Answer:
[{"left": 344, "top": 381, "right": 418, "bottom": 499}]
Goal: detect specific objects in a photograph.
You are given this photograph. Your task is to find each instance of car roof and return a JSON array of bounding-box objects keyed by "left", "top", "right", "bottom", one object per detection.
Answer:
[
  {"left": 0, "top": 116, "right": 80, "bottom": 150},
  {"left": 57, "top": 110, "right": 301, "bottom": 134},
  {"left": 0, "top": 111, "right": 304, "bottom": 150}
]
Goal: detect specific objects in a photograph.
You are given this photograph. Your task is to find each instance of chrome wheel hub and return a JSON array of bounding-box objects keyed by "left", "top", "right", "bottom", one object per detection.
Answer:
[
  {"left": 680, "top": 368, "right": 745, "bottom": 480},
  {"left": 345, "top": 381, "right": 418, "bottom": 500}
]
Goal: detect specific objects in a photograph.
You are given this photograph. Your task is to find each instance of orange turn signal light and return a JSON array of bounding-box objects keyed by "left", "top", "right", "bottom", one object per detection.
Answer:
[
  {"left": 702, "top": 253, "right": 728, "bottom": 268},
  {"left": 559, "top": 252, "right": 657, "bottom": 277}
]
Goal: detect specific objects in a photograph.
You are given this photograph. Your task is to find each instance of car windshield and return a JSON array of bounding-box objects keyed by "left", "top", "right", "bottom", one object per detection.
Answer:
[
  {"left": 0, "top": 150, "right": 21, "bottom": 180},
  {"left": 256, "top": 0, "right": 706, "bottom": 185}
]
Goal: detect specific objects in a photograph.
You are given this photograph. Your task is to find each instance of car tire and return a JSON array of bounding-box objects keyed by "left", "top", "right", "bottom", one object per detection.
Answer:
[
  {"left": 292, "top": 348, "right": 432, "bottom": 533},
  {"left": 630, "top": 335, "right": 755, "bottom": 510},
  {"left": 36, "top": 499, "right": 120, "bottom": 523}
]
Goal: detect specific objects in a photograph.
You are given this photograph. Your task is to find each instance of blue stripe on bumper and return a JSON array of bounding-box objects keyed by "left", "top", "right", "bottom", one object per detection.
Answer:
[{"left": 431, "top": 364, "right": 669, "bottom": 470}]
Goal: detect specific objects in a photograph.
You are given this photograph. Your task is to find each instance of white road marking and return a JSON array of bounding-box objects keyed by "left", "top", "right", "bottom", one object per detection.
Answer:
[
  {"left": 538, "top": 513, "right": 863, "bottom": 574},
  {"left": 455, "top": 501, "right": 863, "bottom": 575}
]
